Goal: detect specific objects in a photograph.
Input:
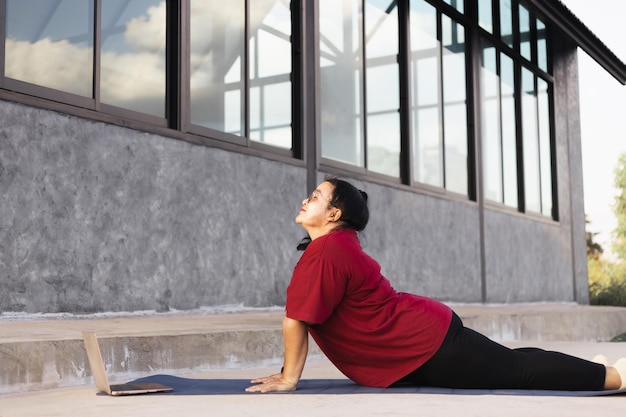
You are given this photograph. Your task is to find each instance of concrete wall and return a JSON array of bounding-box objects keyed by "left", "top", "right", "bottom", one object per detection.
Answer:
[
  {"left": 0, "top": 78, "right": 587, "bottom": 313},
  {"left": 333, "top": 178, "right": 483, "bottom": 303},
  {"left": 0, "top": 101, "right": 306, "bottom": 313}
]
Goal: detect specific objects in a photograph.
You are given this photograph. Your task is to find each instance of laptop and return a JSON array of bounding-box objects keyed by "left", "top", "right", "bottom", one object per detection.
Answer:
[{"left": 82, "top": 331, "right": 173, "bottom": 396}]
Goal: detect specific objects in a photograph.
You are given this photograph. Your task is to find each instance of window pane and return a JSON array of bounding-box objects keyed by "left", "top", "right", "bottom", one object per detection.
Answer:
[
  {"left": 442, "top": 0, "right": 464, "bottom": 13},
  {"left": 367, "top": 113, "right": 401, "bottom": 177},
  {"left": 537, "top": 79, "right": 552, "bottom": 217},
  {"left": 414, "top": 108, "right": 442, "bottom": 186},
  {"left": 522, "top": 68, "right": 540, "bottom": 213},
  {"left": 249, "top": 0, "right": 292, "bottom": 149},
  {"left": 537, "top": 19, "right": 548, "bottom": 72},
  {"left": 250, "top": 82, "right": 291, "bottom": 147},
  {"left": 481, "top": 42, "right": 502, "bottom": 202},
  {"left": 478, "top": 0, "right": 493, "bottom": 33},
  {"left": 101, "top": 0, "right": 166, "bottom": 117},
  {"left": 190, "top": 0, "right": 245, "bottom": 134},
  {"left": 519, "top": 5, "right": 531, "bottom": 61},
  {"left": 320, "top": 0, "right": 364, "bottom": 166},
  {"left": 501, "top": 54, "right": 518, "bottom": 208},
  {"left": 410, "top": 0, "right": 441, "bottom": 187},
  {"left": 5, "top": 0, "right": 93, "bottom": 97},
  {"left": 442, "top": 17, "right": 467, "bottom": 195},
  {"left": 366, "top": 0, "right": 400, "bottom": 177},
  {"left": 500, "top": 0, "right": 513, "bottom": 47}
]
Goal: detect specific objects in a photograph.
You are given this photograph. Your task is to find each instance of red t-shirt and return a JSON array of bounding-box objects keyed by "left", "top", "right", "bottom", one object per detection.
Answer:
[{"left": 286, "top": 229, "right": 453, "bottom": 388}]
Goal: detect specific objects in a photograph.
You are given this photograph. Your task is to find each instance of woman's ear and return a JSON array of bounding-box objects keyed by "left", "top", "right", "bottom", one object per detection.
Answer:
[{"left": 329, "top": 208, "right": 342, "bottom": 223}]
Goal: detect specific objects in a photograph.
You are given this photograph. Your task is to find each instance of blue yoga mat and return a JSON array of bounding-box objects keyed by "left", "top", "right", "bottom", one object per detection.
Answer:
[{"left": 130, "top": 375, "right": 626, "bottom": 397}]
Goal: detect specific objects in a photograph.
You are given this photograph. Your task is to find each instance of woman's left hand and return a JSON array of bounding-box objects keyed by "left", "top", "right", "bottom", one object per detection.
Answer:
[{"left": 245, "top": 373, "right": 298, "bottom": 393}]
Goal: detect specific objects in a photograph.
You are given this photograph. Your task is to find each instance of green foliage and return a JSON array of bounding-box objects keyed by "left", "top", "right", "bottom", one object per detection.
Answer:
[
  {"left": 586, "top": 154, "right": 626, "bottom": 307},
  {"left": 611, "top": 332, "right": 626, "bottom": 342},
  {"left": 588, "top": 257, "right": 626, "bottom": 306},
  {"left": 612, "top": 154, "right": 626, "bottom": 260},
  {"left": 586, "top": 216, "right": 603, "bottom": 260}
]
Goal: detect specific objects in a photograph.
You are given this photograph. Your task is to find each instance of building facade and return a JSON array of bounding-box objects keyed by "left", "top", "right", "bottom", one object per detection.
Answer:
[{"left": 0, "top": 0, "right": 624, "bottom": 313}]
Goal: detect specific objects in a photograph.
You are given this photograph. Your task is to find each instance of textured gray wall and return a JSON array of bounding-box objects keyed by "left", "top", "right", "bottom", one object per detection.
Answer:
[
  {"left": 0, "top": 87, "right": 587, "bottom": 313},
  {"left": 483, "top": 211, "right": 574, "bottom": 302},
  {"left": 0, "top": 101, "right": 305, "bottom": 313},
  {"left": 344, "top": 180, "right": 483, "bottom": 303}
]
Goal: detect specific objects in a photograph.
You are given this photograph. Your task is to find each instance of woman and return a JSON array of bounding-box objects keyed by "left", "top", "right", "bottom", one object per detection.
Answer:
[{"left": 245, "top": 177, "right": 625, "bottom": 393}]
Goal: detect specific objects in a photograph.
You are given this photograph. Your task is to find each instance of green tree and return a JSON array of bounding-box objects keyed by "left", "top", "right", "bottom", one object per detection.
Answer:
[
  {"left": 612, "top": 153, "right": 626, "bottom": 261},
  {"left": 588, "top": 153, "right": 626, "bottom": 306},
  {"left": 586, "top": 216, "right": 603, "bottom": 260}
]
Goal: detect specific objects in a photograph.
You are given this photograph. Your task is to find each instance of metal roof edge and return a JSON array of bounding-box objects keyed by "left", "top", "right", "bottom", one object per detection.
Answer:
[{"left": 530, "top": 0, "right": 626, "bottom": 85}]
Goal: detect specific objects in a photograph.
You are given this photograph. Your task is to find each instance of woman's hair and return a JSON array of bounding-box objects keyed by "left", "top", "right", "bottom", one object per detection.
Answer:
[{"left": 325, "top": 176, "right": 369, "bottom": 232}]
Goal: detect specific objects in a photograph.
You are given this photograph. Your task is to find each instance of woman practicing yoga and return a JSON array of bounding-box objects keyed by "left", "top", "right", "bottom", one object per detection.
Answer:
[{"left": 245, "top": 177, "right": 625, "bottom": 393}]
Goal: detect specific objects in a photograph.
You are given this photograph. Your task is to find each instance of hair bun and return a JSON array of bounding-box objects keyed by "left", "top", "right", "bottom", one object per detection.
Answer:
[{"left": 359, "top": 190, "right": 368, "bottom": 203}]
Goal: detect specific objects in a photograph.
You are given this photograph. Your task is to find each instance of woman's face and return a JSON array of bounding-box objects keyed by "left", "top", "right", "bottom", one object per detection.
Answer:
[{"left": 295, "top": 181, "right": 336, "bottom": 230}]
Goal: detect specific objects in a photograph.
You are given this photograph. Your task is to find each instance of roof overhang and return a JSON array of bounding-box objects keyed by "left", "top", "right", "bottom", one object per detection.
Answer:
[{"left": 529, "top": 0, "right": 626, "bottom": 85}]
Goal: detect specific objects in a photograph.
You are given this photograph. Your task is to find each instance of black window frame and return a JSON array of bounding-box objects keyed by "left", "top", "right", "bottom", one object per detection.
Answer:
[
  {"left": 0, "top": 0, "right": 303, "bottom": 161},
  {"left": 0, "top": 0, "right": 559, "bottom": 219},
  {"left": 476, "top": 0, "right": 557, "bottom": 220}
]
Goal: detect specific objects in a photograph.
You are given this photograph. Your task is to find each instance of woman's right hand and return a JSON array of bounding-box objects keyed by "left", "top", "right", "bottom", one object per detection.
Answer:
[{"left": 245, "top": 373, "right": 298, "bottom": 393}]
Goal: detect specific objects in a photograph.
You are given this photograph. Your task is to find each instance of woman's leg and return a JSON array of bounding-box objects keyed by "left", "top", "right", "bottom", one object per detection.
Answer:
[{"left": 397, "top": 313, "right": 607, "bottom": 390}]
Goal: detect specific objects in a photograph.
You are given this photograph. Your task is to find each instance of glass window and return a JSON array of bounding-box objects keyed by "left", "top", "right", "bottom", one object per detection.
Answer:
[
  {"left": 481, "top": 3, "right": 553, "bottom": 216},
  {"left": 365, "top": 0, "right": 400, "bottom": 177},
  {"left": 481, "top": 43, "right": 518, "bottom": 208},
  {"left": 537, "top": 78, "right": 552, "bottom": 216},
  {"left": 537, "top": 18, "right": 548, "bottom": 72},
  {"left": 442, "top": 16, "right": 468, "bottom": 195},
  {"left": 249, "top": 0, "right": 292, "bottom": 149},
  {"left": 101, "top": 1, "right": 166, "bottom": 117},
  {"left": 500, "top": 54, "right": 518, "bottom": 208},
  {"left": 410, "top": 0, "right": 441, "bottom": 188},
  {"left": 481, "top": 42, "right": 502, "bottom": 202},
  {"left": 478, "top": 0, "right": 493, "bottom": 33},
  {"left": 500, "top": 0, "right": 513, "bottom": 48},
  {"left": 522, "top": 67, "right": 540, "bottom": 213},
  {"left": 189, "top": 1, "right": 292, "bottom": 147},
  {"left": 443, "top": 0, "right": 464, "bottom": 13},
  {"left": 190, "top": 0, "right": 245, "bottom": 135},
  {"left": 410, "top": 1, "right": 468, "bottom": 195},
  {"left": 5, "top": 0, "right": 94, "bottom": 97},
  {"left": 320, "top": 0, "right": 364, "bottom": 167},
  {"left": 519, "top": 4, "right": 531, "bottom": 62}
]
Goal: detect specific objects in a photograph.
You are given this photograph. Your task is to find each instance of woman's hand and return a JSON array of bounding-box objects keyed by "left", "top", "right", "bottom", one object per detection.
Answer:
[
  {"left": 245, "top": 316, "right": 309, "bottom": 393},
  {"left": 245, "top": 373, "right": 298, "bottom": 393}
]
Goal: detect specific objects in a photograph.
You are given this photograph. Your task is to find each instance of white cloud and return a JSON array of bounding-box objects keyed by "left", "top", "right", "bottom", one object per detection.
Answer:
[{"left": 5, "top": 37, "right": 93, "bottom": 97}]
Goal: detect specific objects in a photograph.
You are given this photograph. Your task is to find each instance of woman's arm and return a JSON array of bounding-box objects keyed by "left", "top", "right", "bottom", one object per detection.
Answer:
[{"left": 245, "top": 315, "right": 309, "bottom": 393}]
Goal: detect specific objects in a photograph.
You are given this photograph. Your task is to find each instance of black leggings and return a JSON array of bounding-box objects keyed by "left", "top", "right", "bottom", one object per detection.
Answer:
[{"left": 396, "top": 313, "right": 606, "bottom": 391}]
